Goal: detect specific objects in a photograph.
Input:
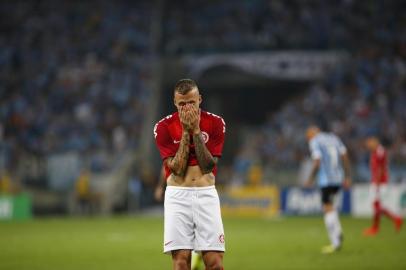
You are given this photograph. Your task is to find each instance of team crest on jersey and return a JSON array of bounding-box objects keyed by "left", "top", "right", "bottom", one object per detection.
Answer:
[
  {"left": 219, "top": 234, "right": 225, "bottom": 243},
  {"left": 201, "top": 131, "right": 209, "bottom": 143}
]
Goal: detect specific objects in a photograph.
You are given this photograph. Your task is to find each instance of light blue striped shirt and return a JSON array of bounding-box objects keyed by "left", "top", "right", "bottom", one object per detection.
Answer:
[{"left": 309, "top": 132, "right": 347, "bottom": 187}]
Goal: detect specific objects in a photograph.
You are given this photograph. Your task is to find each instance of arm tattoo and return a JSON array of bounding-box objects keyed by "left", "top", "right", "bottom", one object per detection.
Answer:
[
  {"left": 193, "top": 132, "right": 217, "bottom": 174},
  {"left": 167, "top": 131, "right": 190, "bottom": 177}
]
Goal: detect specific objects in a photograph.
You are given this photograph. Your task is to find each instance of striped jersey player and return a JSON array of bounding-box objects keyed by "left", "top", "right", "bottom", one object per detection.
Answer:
[{"left": 305, "top": 126, "right": 351, "bottom": 254}]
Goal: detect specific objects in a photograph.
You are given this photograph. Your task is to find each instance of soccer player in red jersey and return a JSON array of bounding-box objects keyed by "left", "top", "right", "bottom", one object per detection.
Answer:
[
  {"left": 363, "top": 137, "right": 403, "bottom": 236},
  {"left": 154, "top": 79, "right": 226, "bottom": 270}
]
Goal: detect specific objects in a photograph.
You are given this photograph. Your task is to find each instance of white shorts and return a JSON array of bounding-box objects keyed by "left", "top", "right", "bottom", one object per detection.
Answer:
[{"left": 163, "top": 186, "right": 225, "bottom": 254}]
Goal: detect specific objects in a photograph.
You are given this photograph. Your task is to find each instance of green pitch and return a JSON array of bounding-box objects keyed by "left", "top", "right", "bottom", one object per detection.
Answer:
[{"left": 0, "top": 215, "right": 405, "bottom": 270}]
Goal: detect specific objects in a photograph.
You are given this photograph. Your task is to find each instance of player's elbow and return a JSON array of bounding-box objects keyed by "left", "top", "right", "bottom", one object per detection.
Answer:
[
  {"left": 341, "top": 153, "right": 350, "bottom": 164},
  {"left": 171, "top": 167, "right": 185, "bottom": 177},
  {"left": 167, "top": 161, "right": 185, "bottom": 177},
  {"left": 201, "top": 159, "right": 216, "bottom": 174},
  {"left": 313, "top": 159, "right": 320, "bottom": 169}
]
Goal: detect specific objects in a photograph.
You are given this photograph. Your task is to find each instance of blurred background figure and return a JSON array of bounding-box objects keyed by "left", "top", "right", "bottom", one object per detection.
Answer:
[
  {"left": 305, "top": 126, "right": 351, "bottom": 254},
  {"left": 363, "top": 137, "right": 403, "bottom": 236},
  {"left": 0, "top": 170, "right": 12, "bottom": 194},
  {"left": 74, "top": 168, "right": 91, "bottom": 214},
  {"left": 127, "top": 167, "right": 143, "bottom": 212}
]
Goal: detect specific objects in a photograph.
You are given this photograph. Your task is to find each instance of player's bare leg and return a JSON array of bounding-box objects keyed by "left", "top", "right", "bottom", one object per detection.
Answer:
[
  {"left": 172, "top": 250, "right": 192, "bottom": 270},
  {"left": 322, "top": 203, "right": 343, "bottom": 254},
  {"left": 202, "top": 251, "right": 224, "bottom": 270}
]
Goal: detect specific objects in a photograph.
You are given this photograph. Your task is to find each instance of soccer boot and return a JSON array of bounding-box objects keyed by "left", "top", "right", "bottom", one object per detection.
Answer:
[
  {"left": 363, "top": 227, "right": 379, "bottom": 236},
  {"left": 321, "top": 244, "right": 340, "bottom": 254},
  {"left": 394, "top": 217, "right": 403, "bottom": 233}
]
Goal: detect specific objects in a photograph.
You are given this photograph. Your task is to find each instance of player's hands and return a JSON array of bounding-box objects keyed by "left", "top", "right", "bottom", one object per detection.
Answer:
[
  {"left": 179, "top": 104, "right": 200, "bottom": 133},
  {"left": 188, "top": 105, "right": 200, "bottom": 134},
  {"left": 179, "top": 104, "right": 192, "bottom": 131}
]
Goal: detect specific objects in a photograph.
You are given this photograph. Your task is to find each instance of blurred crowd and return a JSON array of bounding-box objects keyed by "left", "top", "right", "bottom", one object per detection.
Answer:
[
  {"left": 163, "top": 0, "right": 404, "bottom": 54},
  {"left": 0, "top": 0, "right": 405, "bottom": 189},
  {"left": 0, "top": 1, "right": 153, "bottom": 173},
  {"left": 233, "top": 46, "right": 406, "bottom": 184}
]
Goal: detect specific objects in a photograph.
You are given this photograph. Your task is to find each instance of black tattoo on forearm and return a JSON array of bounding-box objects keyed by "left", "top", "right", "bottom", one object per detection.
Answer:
[
  {"left": 167, "top": 132, "right": 190, "bottom": 177},
  {"left": 193, "top": 132, "right": 216, "bottom": 174}
]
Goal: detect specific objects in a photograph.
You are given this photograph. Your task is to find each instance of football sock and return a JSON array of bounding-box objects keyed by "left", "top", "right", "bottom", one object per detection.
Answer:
[
  {"left": 376, "top": 199, "right": 399, "bottom": 222},
  {"left": 373, "top": 200, "right": 381, "bottom": 229},
  {"left": 331, "top": 210, "right": 342, "bottom": 237},
  {"left": 324, "top": 211, "right": 342, "bottom": 248},
  {"left": 381, "top": 207, "right": 399, "bottom": 221}
]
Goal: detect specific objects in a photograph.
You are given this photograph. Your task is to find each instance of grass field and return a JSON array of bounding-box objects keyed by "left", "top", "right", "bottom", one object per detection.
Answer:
[{"left": 0, "top": 215, "right": 405, "bottom": 270}]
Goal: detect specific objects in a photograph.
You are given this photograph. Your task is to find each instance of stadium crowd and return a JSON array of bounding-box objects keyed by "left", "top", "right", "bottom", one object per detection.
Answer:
[
  {"left": 0, "top": 1, "right": 153, "bottom": 173},
  {"left": 163, "top": 0, "right": 404, "bottom": 54},
  {"left": 232, "top": 49, "right": 406, "bottom": 184},
  {"left": 0, "top": 0, "right": 405, "bottom": 188}
]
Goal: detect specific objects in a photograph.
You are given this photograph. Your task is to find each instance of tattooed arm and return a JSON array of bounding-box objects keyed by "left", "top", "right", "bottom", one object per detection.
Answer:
[
  {"left": 167, "top": 130, "right": 190, "bottom": 177},
  {"left": 166, "top": 105, "right": 194, "bottom": 177},
  {"left": 186, "top": 105, "right": 217, "bottom": 174},
  {"left": 193, "top": 132, "right": 217, "bottom": 174}
]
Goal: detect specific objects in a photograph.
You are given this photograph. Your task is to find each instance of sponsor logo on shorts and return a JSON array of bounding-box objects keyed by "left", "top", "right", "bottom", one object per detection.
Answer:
[
  {"left": 165, "top": 240, "right": 173, "bottom": 246},
  {"left": 219, "top": 234, "right": 225, "bottom": 244}
]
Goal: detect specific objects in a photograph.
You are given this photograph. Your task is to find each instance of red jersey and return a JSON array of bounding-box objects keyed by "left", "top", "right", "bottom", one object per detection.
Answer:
[
  {"left": 370, "top": 145, "right": 388, "bottom": 184},
  {"left": 154, "top": 110, "right": 226, "bottom": 179}
]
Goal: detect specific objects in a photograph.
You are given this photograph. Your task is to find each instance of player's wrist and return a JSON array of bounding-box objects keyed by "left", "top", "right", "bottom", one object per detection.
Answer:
[{"left": 192, "top": 128, "right": 201, "bottom": 135}]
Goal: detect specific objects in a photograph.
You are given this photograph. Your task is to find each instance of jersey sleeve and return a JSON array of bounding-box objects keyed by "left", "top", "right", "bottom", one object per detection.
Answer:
[
  {"left": 153, "top": 121, "right": 177, "bottom": 160},
  {"left": 207, "top": 116, "right": 226, "bottom": 157},
  {"left": 309, "top": 139, "right": 321, "bottom": 160}
]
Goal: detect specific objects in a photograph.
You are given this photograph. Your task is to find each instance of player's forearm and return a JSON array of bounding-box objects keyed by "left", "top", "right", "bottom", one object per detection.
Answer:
[
  {"left": 193, "top": 132, "right": 216, "bottom": 174},
  {"left": 167, "top": 131, "right": 190, "bottom": 176},
  {"left": 308, "top": 159, "right": 320, "bottom": 182},
  {"left": 157, "top": 168, "right": 166, "bottom": 189},
  {"left": 342, "top": 154, "right": 351, "bottom": 178}
]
